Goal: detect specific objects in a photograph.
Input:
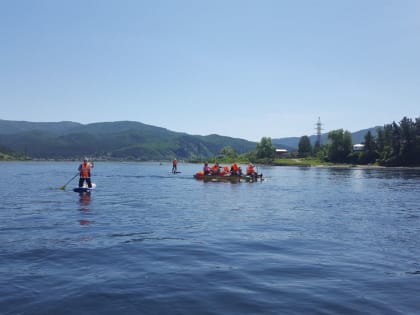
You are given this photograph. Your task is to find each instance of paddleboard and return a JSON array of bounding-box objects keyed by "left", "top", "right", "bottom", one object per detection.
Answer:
[{"left": 73, "top": 183, "right": 96, "bottom": 193}]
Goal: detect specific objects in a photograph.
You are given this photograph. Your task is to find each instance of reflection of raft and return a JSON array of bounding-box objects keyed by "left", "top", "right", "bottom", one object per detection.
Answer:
[{"left": 194, "top": 173, "right": 263, "bottom": 182}]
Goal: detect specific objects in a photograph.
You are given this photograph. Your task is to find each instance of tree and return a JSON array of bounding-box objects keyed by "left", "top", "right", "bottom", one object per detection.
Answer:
[
  {"left": 390, "top": 121, "right": 401, "bottom": 165},
  {"left": 327, "top": 129, "right": 352, "bottom": 163},
  {"left": 376, "top": 127, "right": 385, "bottom": 154},
  {"left": 255, "top": 137, "right": 276, "bottom": 161},
  {"left": 363, "top": 130, "right": 376, "bottom": 152},
  {"left": 219, "top": 146, "right": 237, "bottom": 160},
  {"left": 399, "top": 116, "right": 416, "bottom": 165},
  {"left": 376, "top": 123, "right": 393, "bottom": 165},
  {"left": 415, "top": 117, "right": 420, "bottom": 165},
  {"left": 313, "top": 140, "right": 321, "bottom": 155},
  {"left": 298, "top": 135, "right": 312, "bottom": 157},
  {"left": 359, "top": 130, "right": 378, "bottom": 164}
]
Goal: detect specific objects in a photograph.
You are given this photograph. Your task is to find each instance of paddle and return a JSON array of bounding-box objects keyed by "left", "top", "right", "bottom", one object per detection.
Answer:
[{"left": 59, "top": 173, "right": 79, "bottom": 190}]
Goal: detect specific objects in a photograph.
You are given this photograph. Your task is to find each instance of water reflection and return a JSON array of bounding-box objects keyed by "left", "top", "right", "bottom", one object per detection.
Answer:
[
  {"left": 79, "top": 192, "right": 91, "bottom": 208},
  {"left": 78, "top": 192, "right": 92, "bottom": 225},
  {"left": 79, "top": 219, "right": 91, "bottom": 226}
]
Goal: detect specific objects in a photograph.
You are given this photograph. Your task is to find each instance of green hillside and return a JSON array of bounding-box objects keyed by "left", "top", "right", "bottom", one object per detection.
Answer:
[
  {"left": 0, "top": 120, "right": 256, "bottom": 160},
  {"left": 0, "top": 119, "right": 81, "bottom": 135}
]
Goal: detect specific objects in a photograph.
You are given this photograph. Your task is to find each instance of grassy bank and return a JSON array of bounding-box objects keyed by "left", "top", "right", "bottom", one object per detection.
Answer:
[{"left": 272, "top": 158, "right": 384, "bottom": 168}]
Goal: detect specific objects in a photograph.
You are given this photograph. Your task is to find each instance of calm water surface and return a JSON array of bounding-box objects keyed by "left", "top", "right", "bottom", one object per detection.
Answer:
[{"left": 1, "top": 162, "right": 420, "bottom": 314}]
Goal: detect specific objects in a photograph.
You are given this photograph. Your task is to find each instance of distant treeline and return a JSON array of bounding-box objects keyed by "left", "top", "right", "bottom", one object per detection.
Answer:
[
  {"left": 297, "top": 116, "right": 420, "bottom": 166},
  {"left": 1, "top": 117, "right": 419, "bottom": 166}
]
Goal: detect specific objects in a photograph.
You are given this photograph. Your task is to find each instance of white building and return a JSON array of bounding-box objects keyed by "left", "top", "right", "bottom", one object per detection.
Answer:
[
  {"left": 275, "top": 149, "right": 288, "bottom": 157},
  {"left": 353, "top": 144, "right": 365, "bottom": 151}
]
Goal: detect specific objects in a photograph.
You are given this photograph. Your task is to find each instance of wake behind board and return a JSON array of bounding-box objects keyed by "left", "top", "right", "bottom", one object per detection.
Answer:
[{"left": 73, "top": 183, "right": 96, "bottom": 193}]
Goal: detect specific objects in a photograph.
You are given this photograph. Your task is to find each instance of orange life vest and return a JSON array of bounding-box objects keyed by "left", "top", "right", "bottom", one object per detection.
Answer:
[
  {"left": 246, "top": 164, "right": 255, "bottom": 175},
  {"left": 211, "top": 164, "right": 219, "bottom": 172},
  {"left": 80, "top": 163, "right": 91, "bottom": 178}
]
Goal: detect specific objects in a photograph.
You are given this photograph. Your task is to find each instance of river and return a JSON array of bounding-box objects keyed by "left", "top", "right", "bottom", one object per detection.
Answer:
[{"left": 1, "top": 161, "right": 419, "bottom": 314}]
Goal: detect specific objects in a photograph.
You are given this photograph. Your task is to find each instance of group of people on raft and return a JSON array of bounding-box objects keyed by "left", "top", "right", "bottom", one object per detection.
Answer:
[
  {"left": 199, "top": 162, "right": 258, "bottom": 177},
  {"left": 75, "top": 157, "right": 259, "bottom": 188}
]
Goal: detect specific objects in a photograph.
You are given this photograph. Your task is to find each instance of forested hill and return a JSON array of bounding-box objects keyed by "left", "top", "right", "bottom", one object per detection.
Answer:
[{"left": 0, "top": 119, "right": 256, "bottom": 160}]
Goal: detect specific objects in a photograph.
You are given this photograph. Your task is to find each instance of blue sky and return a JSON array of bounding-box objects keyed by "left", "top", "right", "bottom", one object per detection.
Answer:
[{"left": 1, "top": 0, "right": 419, "bottom": 141}]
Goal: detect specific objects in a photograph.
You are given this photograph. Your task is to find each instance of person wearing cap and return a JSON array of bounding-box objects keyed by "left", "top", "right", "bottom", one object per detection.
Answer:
[{"left": 78, "top": 157, "right": 94, "bottom": 188}]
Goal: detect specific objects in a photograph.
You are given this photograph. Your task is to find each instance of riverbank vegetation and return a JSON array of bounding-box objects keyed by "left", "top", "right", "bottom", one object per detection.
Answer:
[
  {"left": 2, "top": 116, "right": 419, "bottom": 167},
  {"left": 310, "top": 116, "right": 420, "bottom": 167},
  {"left": 0, "top": 144, "right": 28, "bottom": 161},
  {"left": 204, "top": 116, "right": 420, "bottom": 168}
]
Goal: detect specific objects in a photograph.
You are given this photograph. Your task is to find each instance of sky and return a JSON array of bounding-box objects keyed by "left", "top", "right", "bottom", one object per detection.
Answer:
[{"left": 1, "top": 0, "right": 419, "bottom": 141}]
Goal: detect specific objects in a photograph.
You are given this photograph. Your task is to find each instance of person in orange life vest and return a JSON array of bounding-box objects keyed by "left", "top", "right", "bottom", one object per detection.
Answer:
[
  {"left": 219, "top": 166, "right": 230, "bottom": 176},
  {"left": 210, "top": 162, "right": 220, "bottom": 175},
  {"left": 172, "top": 158, "right": 177, "bottom": 173},
  {"left": 230, "top": 163, "right": 240, "bottom": 176},
  {"left": 246, "top": 163, "right": 257, "bottom": 176},
  {"left": 203, "top": 162, "right": 211, "bottom": 175},
  {"left": 78, "top": 157, "right": 94, "bottom": 188},
  {"left": 224, "top": 166, "right": 229, "bottom": 175}
]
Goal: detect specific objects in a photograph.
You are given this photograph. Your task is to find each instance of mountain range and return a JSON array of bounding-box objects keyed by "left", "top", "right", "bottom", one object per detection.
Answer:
[
  {"left": 0, "top": 119, "right": 256, "bottom": 160},
  {"left": 0, "top": 119, "right": 378, "bottom": 160}
]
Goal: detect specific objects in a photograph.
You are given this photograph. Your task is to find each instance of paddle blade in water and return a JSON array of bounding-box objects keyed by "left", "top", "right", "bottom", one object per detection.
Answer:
[{"left": 59, "top": 173, "right": 79, "bottom": 190}]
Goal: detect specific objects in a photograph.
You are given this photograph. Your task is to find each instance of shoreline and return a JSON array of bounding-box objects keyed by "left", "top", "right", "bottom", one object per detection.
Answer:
[
  {"left": 2, "top": 158, "right": 420, "bottom": 170},
  {"left": 272, "top": 161, "right": 420, "bottom": 170}
]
